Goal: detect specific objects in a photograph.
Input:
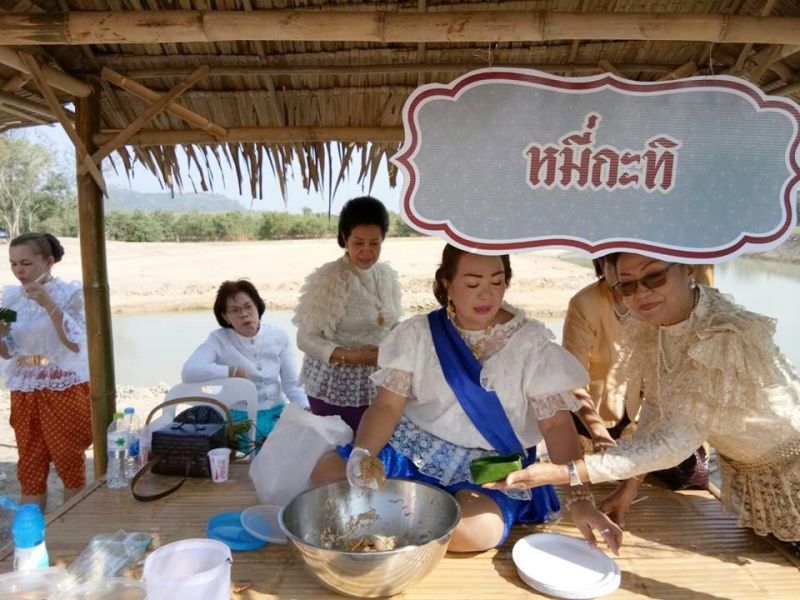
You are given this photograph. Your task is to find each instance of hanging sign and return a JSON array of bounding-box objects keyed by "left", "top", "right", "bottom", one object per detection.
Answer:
[{"left": 391, "top": 68, "right": 800, "bottom": 261}]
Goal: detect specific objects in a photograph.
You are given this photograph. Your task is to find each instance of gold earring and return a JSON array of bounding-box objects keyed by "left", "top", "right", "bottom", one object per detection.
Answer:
[
  {"left": 446, "top": 298, "right": 456, "bottom": 321},
  {"left": 689, "top": 278, "right": 697, "bottom": 290}
]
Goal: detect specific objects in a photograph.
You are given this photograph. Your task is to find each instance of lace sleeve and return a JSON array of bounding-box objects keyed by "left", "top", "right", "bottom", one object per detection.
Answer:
[
  {"left": 529, "top": 391, "right": 581, "bottom": 421},
  {"left": 371, "top": 367, "right": 412, "bottom": 397},
  {"left": 59, "top": 287, "right": 87, "bottom": 348},
  {"left": 293, "top": 261, "right": 348, "bottom": 361}
]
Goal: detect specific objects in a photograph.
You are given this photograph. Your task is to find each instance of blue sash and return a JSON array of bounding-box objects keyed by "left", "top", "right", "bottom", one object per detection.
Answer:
[
  {"left": 427, "top": 308, "right": 525, "bottom": 456},
  {"left": 427, "top": 308, "right": 560, "bottom": 520}
]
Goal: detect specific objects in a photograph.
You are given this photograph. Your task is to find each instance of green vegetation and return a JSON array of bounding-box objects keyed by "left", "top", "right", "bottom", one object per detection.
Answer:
[{"left": 1, "top": 134, "right": 418, "bottom": 242}]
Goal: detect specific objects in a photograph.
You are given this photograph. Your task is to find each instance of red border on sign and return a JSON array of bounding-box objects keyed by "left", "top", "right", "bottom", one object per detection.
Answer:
[{"left": 391, "top": 69, "right": 800, "bottom": 259}]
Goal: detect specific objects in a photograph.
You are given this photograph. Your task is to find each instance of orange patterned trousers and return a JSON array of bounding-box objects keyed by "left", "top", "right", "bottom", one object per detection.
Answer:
[{"left": 10, "top": 382, "right": 93, "bottom": 495}]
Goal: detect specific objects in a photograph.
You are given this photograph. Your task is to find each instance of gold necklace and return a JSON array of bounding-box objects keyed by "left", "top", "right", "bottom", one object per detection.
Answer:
[{"left": 457, "top": 321, "right": 497, "bottom": 360}]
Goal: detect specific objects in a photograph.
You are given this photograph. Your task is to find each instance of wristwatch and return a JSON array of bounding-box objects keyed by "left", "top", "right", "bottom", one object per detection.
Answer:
[{"left": 566, "top": 460, "right": 582, "bottom": 487}]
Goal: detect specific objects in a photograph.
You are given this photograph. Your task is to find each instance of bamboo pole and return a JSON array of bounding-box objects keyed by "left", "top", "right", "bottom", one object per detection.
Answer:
[
  {"left": 773, "top": 81, "right": 800, "bottom": 96},
  {"left": 0, "top": 46, "right": 91, "bottom": 97},
  {"left": 101, "top": 67, "right": 227, "bottom": 139},
  {"left": 1, "top": 11, "right": 800, "bottom": 45},
  {"left": 1, "top": 73, "right": 32, "bottom": 93},
  {"left": 80, "top": 65, "right": 209, "bottom": 174},
  {"left": 94, "top": 125, "right": 404, "bottom": 146},
  {"left": 657, "top": 61, "right": 698, "bottom": 81},
  {"left": 0, "top": 102, "right": 47, "bottom": 124},
  {"left": 113, "top": 62, "right": 678, "bottom": 80},
  {"left": 76, "top": 84, "right": 116, "bottom": 478},
  {"left": 19, "top": 52, "right": 107, "bottom": 194}
]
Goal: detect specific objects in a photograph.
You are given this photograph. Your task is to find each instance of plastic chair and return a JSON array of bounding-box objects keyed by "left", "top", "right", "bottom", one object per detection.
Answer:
[{"left": 159, "top": 378, "right": 259, "bottom": 452}]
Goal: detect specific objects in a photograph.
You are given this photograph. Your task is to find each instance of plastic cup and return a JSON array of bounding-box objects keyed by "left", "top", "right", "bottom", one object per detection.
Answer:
[{"left": 207, "top": 448, "right": 231, "bottom": 483}]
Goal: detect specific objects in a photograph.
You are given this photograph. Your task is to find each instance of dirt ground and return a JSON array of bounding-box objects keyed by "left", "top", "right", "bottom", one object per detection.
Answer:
[{"left": 0, "top": 236, "right": 595, "bottom": 522}]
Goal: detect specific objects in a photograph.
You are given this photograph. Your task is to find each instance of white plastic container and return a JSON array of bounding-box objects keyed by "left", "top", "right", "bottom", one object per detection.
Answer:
[
  {"left": 143, "top": 539, "right": 232, "bottom": 600},
  {"left": 0, "top": 566, "right": 66, "bottom": 600}
]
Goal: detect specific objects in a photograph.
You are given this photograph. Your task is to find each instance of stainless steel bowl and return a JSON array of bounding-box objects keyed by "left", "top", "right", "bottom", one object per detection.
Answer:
[{"left": 279, "top": 479, "right": 461, "bottom": 598}]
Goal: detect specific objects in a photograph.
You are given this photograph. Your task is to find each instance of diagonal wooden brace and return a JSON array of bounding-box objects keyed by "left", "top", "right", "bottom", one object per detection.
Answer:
[
  {"left": 79, "top": 65, "right": 209, "bottom": 175},
  {"left": 19, "top": 52, "right": 107, "bottom": 195}
]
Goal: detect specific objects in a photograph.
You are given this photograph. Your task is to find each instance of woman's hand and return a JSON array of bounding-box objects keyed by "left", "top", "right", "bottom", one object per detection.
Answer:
[
  {"left": 482, "top": 461, "right": 565, "bottom": 491},
  {"left": 0, "top": 320, "right": 9, "bottom": 338},
  {"left": 345, "top": 446, "right": 386, "bottom": 489},
  {"left": 589, "top": 425, "right": 617, "bottom": 452},
  {"left": 598, "top": 479, "right": 641, "bottom": 530},
  {"left": 570, "top": 499, "right": 623, "bottom": 555},
  {"left": 24, "top": 282, "right": 55, "bottom": 312},
  {"left": 349, "top": 345, "right": 379, "bottom": 365}
]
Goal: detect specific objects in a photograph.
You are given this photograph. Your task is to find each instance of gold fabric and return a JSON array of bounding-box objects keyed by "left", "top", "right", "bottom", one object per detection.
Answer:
[
  {"left": 586, "top": 286, "right": 800, "bottom": 541},
  {"left": 562, "top": 280, "right": 639, "bottom": 426}
]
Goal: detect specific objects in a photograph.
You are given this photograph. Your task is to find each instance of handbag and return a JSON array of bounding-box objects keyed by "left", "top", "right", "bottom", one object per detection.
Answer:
[{"left": 131, "top": 397, "right": 242, "bottom": 502}]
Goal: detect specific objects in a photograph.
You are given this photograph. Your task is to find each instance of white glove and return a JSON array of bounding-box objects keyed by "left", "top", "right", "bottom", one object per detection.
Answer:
[{"left": 346, "top": 447, "right": 384, "bottom": 490}]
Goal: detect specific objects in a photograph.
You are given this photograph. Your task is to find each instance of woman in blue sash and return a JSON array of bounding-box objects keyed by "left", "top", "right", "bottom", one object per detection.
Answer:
[{"left": 312, "top": 244, "right": 622, "bottom": 553}]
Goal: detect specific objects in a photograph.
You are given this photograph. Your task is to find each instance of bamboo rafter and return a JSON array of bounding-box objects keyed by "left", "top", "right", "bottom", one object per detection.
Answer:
[
  {"left": 94, "top": 126, "right": 404, "bottom": 146},
  {"left": 1, "top": 11, "right": 800, "bottom": 46},
  {"left": 0, "top": 46, "right": 90, "bottom": 97},
  {"left": 18, "top": 52, "right": 106, "bottom": 193},
  {"left": 80, "top": 65, "right": 210, "bottom": 174},
  {"left": 101, "top": 67, "right": 227, "bottom": 139},
  {"left": 99, "top": 61, "right": 686, "bottom": 80}
]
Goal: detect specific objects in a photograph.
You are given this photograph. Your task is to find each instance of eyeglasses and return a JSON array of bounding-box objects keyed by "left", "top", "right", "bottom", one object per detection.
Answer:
[{"left": 613, "top": 263, "right": 677, "bottom": 297}]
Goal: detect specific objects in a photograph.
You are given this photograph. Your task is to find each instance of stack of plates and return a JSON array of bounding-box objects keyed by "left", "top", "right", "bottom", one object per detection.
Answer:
[
  {"left": 512, "top": 533, "right": 620, "bottom": 599},
  {"left": 240, "top": 504, "right": 287, "bottom": 544}
]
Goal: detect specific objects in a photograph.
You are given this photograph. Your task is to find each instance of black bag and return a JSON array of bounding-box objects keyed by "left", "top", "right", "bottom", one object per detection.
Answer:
[{"left": 132, "top": 397, "right": 237, "bottom": 502}]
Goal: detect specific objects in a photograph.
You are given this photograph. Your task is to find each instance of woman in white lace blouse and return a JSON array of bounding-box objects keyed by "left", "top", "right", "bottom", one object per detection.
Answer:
[
  {"left": 182, "top": 280, "right": 308, "bottom": 443},
  {"left": 0, "top": 233, "right": 91, "bottom": 511},
  {"left": 293, "top": 197, "right": 402, "bottom": 431},
  {"left": 312, "top": 245, "right": 622, "bottom": 553},
  {"left": 489, "top": 252, "right": 800, "bottom": 541}
]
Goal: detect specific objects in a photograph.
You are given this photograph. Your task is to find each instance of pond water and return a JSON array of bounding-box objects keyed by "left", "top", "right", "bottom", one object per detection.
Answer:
[{"left": 111, "top": 256, "right": 800, "bottom": 387}]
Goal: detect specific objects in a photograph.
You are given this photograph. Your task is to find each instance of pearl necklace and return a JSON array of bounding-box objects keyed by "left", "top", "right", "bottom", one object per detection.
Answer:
[
  {"left": 612, "top": 302, "right": 631, "bottom": 321},
  {"left": 349, "top": 261, "right": 387, "bottom": 328},
  {"left": 656, "top": 288, "right": 700, "bottom": 400}
]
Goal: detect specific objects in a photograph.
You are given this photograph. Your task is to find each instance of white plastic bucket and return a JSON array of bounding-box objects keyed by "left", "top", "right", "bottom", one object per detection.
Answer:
[{"left": 143, "top": 538, "right": 232, "bottom": 600}]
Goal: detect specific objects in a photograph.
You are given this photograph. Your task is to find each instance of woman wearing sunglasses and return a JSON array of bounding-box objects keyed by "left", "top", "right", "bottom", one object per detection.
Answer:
[{"left": 487, "top": 252, "right": 800, "bottom": 542}]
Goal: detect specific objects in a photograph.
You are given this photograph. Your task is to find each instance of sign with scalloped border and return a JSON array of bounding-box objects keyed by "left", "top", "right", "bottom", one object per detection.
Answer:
[{"left": 390, "top": 68, "right": 800, "bottom": 261}]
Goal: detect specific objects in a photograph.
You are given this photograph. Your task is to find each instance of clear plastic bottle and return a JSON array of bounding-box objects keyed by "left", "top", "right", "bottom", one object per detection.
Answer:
[
  {"left": 106, "top": 412, "right": 128, "bottom": 489},
  {"left": 123, "top": 407, "right": 141, "bottom": 479},
  {"left": 12, "top": 503, "right": 49, "bottom": 571}
]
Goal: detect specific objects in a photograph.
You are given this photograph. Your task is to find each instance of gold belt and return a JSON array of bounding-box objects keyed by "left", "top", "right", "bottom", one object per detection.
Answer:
[
  {"left": 721, "top": 436, "right": 800, "bottom": 474},
  {"left": 17, "top": 355, "right": 49, "bottom": 367}
]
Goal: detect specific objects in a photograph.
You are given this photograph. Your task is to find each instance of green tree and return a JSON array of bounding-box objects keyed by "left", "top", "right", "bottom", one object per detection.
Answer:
[{"left": 0, "top": 135, "right": 74, "bottom": 238}]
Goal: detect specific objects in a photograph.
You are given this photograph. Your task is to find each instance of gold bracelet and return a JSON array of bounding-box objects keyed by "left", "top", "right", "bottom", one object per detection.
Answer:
[{"left": 564, "top": 485, "right": 596, "bottom": 509}]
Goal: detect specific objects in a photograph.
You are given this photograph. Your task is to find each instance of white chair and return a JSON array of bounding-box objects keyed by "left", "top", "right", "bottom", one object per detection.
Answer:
[{"left": 157, "top": 378, "right": 260, "bottom": 453}]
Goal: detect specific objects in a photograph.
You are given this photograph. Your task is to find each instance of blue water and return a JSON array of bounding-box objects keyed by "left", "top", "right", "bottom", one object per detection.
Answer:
[{"left": 111, "top": 257, "right": 800, "bottom": 386}]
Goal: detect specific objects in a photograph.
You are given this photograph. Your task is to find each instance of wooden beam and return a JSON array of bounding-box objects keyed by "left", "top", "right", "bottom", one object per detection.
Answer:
[
  {"left": 732, "top": 0, "right": 778, "bottom": 72},
  {"left": 0, "top": 102, "right": 47, "bottom": 124},
  {"left": 80, "top": 65, "right": 208, "bottom": 174},
  {"left": 749, "top": 44, "right": 783, "bottom": 82},
  {"left": 75, "top": 84, "right": 116, "bottom": 478},
  {"left": 1, "top": 11, "right": 800, "bottom": 45},
  {"left": 20, "top": 52, "right": 107, "bottom": 194},
  {"left": 0, "top": 46, "right": 90, "bottom": 97},
  {"left": 772, "top": 80, "right": 800, "bottom": 96},
  {"left": 0, "top": 89, "right": 69, "bottom": 120},
  {"left": 597, "top": 60, "right": 623, "bottom": 78},
  {"left": 657, "top": 61, "right": 698, "bottom": 81},
  {"left": 94, "top": 126, "right": 404, "bottom": 147},
  {"left": 1, "top": 73, "right": 31, "bottom": 92},
  {"left": 101, "top": 67, "right": 227, "bottom": 139},
  {"left": 111, "top": 61, "right": 679, "bottom": 80}
]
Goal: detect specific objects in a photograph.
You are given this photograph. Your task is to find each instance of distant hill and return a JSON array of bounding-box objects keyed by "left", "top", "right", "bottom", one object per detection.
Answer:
[{"left": 106, "top": 189, "right": 246, "bottom": 213}]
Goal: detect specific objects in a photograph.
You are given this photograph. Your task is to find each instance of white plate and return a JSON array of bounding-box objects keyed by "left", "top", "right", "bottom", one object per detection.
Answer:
[
  {"left": 241, "top": 504, "right": 287, "bottom": 544},
  {"left": 512, "top": 533, "right": 620, "bottom": 599}
]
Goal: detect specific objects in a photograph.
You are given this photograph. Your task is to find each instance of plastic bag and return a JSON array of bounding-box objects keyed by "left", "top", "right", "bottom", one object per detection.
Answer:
[
  {"left": 60, "top": 530, "right": 152, "bottom": 590},
  {"left": 249, "top": 404, "right": 352, "bottom": 506}
]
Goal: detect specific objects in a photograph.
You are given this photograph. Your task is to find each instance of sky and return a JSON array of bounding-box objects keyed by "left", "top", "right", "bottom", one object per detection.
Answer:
[{"left": 19, "top": 124, "right": 403, "bottom": 215}]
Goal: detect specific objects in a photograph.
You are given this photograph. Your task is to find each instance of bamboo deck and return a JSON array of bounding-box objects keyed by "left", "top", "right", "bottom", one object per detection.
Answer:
[{"left": 1, "top": 465, "right": 798, "bottom": 599}]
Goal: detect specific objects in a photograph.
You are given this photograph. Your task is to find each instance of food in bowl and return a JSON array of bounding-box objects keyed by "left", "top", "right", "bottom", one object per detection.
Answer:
[
  {"left": 469, "top": 453, "right": 523, "bottom": 485},
  {"left": 280, "top": 479, "right": 461, "bottom": 597}
]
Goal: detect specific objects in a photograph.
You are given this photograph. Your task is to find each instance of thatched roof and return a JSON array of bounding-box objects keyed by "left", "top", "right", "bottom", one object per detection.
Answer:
[{"left": 1, "top": 0, "right": 799, "bottom": 198}]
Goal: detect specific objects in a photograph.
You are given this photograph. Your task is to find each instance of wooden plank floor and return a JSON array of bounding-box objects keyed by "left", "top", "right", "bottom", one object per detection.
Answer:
[{"left": 1, "top": 465, "right": 798, "bottom": 599}]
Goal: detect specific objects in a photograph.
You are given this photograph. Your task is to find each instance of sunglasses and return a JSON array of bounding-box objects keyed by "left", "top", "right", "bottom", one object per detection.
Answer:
[{"left": 613, "top": 263, "right": 677, "bottom": 297}]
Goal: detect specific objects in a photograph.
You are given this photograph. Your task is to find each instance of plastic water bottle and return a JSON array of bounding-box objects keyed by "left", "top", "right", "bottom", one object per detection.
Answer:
[
  {"left": 12, "top": 504, "right": 49, "bottom": 571},
  {"left": 106, "top": 412, "right": 128, "bottom": 489},
  {"left": 123, "top": 407, "right": 142, "bottom": 479}
]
